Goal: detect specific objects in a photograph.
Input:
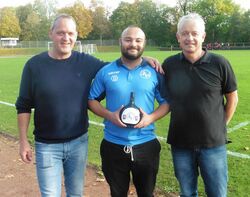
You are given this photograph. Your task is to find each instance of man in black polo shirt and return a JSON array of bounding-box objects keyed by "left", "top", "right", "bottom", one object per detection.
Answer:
[{"left": 162, "top": 13, "right": 238, "bottom": 197}]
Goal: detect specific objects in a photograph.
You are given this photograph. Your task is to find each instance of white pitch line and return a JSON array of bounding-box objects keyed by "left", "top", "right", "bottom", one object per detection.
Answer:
[
  {"left": 157, "top": 136, "right": 167, "bottom": 141},
  {"left": 1, "top": 100, "right": 250, "bottom": 159},
  {"left": 0, "top": 101, "right": 15, "bottom": 107},
  {"left": 227, "top": 121, "right": 250, "bottom": 133},
  {"left": 89, "top": 120, "right": 104, "bottom": 127},
  {"left": 227, "top": 151, "right": 250, "bottom": 159}
]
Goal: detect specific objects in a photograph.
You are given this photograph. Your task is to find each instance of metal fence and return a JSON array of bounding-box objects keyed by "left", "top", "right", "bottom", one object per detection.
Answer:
[
  {"left": 0, "top": 40, "right": 250, "bottom": 50},
  {"left": 0, "top": 39, "right": 157, "bottom": 48}
]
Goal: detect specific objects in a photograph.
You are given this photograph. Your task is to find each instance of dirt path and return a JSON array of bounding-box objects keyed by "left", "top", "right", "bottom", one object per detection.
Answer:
[
  {"left": 0, "top": 133, "right": 176, "bottom": 197},
  {"left": 0, "top": 133, "right": 135, "bottom": 197}
]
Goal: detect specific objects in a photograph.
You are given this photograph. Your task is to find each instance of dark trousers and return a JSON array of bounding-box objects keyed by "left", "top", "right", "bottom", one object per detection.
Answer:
[{"left": 100, "top": 138, "right": 161, "bottom": 197}]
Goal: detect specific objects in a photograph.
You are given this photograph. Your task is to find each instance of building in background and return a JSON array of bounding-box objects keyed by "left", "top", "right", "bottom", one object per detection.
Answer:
[{"left": 0, "top": 38, "right": 19, "bottom": 47}]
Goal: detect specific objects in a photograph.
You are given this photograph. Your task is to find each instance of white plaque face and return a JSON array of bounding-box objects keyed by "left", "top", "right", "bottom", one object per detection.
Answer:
[{"left": 120, "top": 108, "right": 141, "bottom": 124}]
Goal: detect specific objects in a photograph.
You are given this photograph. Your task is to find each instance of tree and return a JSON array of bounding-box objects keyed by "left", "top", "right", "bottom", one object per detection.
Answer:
[
  {"left": 176, "top": 0, "right": 195, "bottom": 15},
  {"left": 32, "top": 0, "right": 56, "bottom": 40},
  {"left": 240, "top": 10, "right": 250, "bottom": 42},
  {"left": 58, "top": 1, "right": 93, "bottom": 39},
  {"left": 16, "top": 0, "right": 56, "bottom": 41},
  {"left": 0, "top": 7, "right": 21, "bottom": 37},
  {"left": 109, "top": 0, "right": 173, "bottom": 46},
  {"left": 110, "top": 2, "right": 141, "bottom": 39},
  {"left": 87, "top": 0, "right": 112, "bottom": 42},
  {"left": 159, "top": 6, "right": 179, "bottom": 45},
  {"left": 21, "top": 11, "right": 41, "bottom": 40},
  {"left": 226, "top": 11, "right": 243, "bottom": 42},
  {"left": 16, "top": 4, "right": 33, "bottom": 40},
  {"left": 16, "top": 4, "right": 33, "bottom": 25},
  {"left": 136, "top": 0, "right": 173, "bottom": 46},
  {"left": 193, "top": 0, "right": 237, "bottom": 42},
  {"left": 33, "top": 0, "right": 57, "bottom": 20}
]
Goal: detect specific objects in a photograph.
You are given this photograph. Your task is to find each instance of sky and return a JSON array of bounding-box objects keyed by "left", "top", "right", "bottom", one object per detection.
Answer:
[{"left": 0, "top": 0, "right": 250, "bottom": 10}]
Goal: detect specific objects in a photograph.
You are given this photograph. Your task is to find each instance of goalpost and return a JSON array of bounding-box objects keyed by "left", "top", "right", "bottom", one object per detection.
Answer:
[
  {"left": 48, "top": 41, "right": 83, "bottom": 53},
  {"left": 82, "top": 44, "right": 98, "bottom": 54},
  {"left": 47, "top": 41, "right": 98, "bottom": 54}
]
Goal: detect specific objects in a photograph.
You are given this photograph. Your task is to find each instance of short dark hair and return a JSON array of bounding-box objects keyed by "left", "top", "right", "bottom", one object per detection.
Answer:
[{"left": 50, "top": 14, "right": 77, "bottom": 31}]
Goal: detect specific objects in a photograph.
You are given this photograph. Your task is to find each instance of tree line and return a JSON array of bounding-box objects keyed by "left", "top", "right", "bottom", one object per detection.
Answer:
[{"left": 0, "top": 0, "right": 249, "bottom": 46}]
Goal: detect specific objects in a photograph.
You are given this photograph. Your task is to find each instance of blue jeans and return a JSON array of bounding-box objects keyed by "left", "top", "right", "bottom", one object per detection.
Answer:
[
  {"left": 35, "top": 133, "right": 88, "bottom": 197},
  {"left": 171, "top": 145, "right": 228, "bottom": 197}
]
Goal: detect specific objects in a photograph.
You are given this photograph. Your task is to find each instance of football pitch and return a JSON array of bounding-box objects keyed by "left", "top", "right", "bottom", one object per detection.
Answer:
[{"left": 0, "top": 50, "right": 249, "bottom": 196}]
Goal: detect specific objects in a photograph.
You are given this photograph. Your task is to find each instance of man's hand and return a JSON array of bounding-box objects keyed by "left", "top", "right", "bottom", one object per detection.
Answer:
[
  {"left": 108, "top": 106, "right": 127, "bottom": 127},
  {"left": 18, "top": 113, "right": 32, "bottom": 163},
  {"left": 134, "top": 108, "right": 152, "bottom": 128},
  {"left": 225, "top": 90, "right": 238, "bottom": 125},
  {"left": 143, "top": 56, "right": 164, "bottom": 74},
  {"left": 19, "top": 139, "right": 32, "bottom": 164}
]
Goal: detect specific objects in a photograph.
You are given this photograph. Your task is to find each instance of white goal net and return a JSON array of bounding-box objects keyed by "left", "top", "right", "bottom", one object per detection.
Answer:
[
  {"left": 48, "top": 41, "right": 82, "bottom": 52},
  {"left": 48, "top": 41, "right": 98, "bottom": 54},
  {"left": 82, "top": 44, "right": 98, "bottom": 54}
]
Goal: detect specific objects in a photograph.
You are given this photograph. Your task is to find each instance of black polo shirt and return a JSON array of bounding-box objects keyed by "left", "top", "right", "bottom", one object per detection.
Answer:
[{"left": 162, "top": 49, "right": 237, "bottom": 148}]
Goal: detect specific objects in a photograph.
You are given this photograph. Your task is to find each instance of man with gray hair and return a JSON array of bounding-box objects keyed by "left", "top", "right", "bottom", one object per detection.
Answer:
[{"left": 162, "top": 13, "right": 238, "bottom": 197}]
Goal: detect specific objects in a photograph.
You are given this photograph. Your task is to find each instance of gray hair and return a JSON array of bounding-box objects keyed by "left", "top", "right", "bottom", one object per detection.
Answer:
[
  {"left": 50, "top": 13, "right": 77, "bottom": 31},
  {"left": 177, "top": 13, "right": 205, "bottom": 34}
]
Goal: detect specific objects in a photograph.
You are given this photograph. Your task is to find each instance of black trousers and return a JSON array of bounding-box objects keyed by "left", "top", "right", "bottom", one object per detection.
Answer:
[{"left": 100, "top": 138, "right": 161, "bottom": 197}]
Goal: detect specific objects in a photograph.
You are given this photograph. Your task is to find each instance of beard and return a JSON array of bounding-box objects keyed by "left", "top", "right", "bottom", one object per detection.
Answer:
[{"left": 121, "top": 47, "right": 144, "bottom": 60}]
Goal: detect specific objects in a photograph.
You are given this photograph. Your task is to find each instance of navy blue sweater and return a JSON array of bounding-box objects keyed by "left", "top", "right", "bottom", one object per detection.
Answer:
[{"left": 16, "top": 51, "right": 105, "bottom": 143}]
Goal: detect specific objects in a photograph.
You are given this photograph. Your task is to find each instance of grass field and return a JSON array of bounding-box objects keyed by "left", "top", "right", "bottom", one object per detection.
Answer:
[{"left": 0, "top": 50, "right": 249, "bottom": 196}]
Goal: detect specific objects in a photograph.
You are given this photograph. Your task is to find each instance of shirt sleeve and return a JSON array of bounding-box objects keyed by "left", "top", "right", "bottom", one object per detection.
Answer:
[
  {"left": 221, "top": 58, "right": 237, "bottom": 94},
  {"left": 88, "top": 68, "right": 106, "bottom": 101},
  {"left": 15, "top": 62, "right": 34, "bottom": 114},
  {"left": 155, "top": 73, "right": 168, "bottom": 105},
  {"left": 84, "top": 53, "right": 108, "bottom": 76}
]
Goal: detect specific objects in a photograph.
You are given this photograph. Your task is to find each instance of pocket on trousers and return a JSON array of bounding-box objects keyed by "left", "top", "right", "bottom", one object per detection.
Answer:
[
  {"left": 36, "top": 152, "right": 52, "bottom": 168},
  {"left": 79, "top": 133, "right": 88, "bottom": 143},
  {"left": 35, "top": 142, "right": 53, "bottom": 168}
]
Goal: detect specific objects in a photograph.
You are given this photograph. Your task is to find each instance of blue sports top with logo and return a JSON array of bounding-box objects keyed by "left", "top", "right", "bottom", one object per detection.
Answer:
[{"left": 89, "top": 58, "right": 167, "bottom": 146}]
